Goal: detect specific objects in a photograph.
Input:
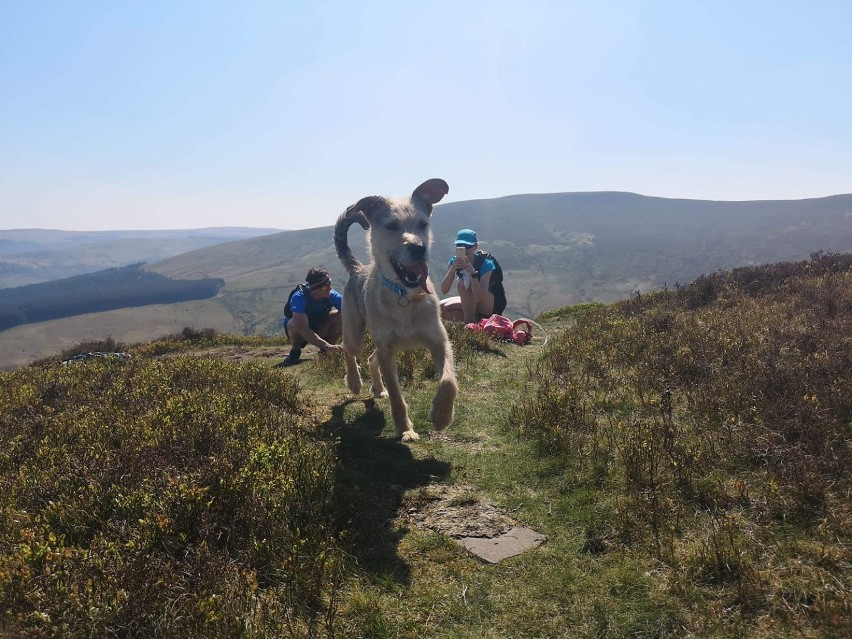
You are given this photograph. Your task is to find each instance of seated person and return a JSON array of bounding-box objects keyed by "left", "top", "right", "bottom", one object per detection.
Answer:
[
  {"left": 278, "top": 267, "right": 344, "bottom": 367},
  {"left": 439, "top": 229, "right": 506, "bottom": 324}
]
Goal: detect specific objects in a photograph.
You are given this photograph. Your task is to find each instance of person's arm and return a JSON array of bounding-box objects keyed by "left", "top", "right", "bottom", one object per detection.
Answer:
[
  {"left": 288, "top": 312, "right": 339, "bottom": 351},
  {"left": 440, "top": 257, "right": 462, "bottom": 295}
]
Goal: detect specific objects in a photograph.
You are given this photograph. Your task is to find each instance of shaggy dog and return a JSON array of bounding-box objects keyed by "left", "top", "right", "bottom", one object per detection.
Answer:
[{"left": 334, "top": 178, "right": 457, "bottom": 441}]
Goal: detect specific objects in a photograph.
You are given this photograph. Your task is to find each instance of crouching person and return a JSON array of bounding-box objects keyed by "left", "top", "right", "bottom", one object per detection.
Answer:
[
  {"left": 439, "top": 228, "right": 507, "bottom": 324},
  {"left": 277, "top": 267, "right": 344, "bottom": 367}
]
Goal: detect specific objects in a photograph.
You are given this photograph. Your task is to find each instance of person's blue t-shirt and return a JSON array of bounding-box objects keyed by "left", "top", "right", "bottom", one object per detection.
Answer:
[
  {"left": 448, "top": 253, "right": 496, "bottom": 279},
  {"left": 283, "top": 287, "right": 342, "bottom": 330}
]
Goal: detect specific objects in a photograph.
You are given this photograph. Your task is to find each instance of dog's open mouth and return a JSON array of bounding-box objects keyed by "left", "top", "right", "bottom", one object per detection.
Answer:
[{"left": 391, "top": 258, "right": 431, "bottom": 294}]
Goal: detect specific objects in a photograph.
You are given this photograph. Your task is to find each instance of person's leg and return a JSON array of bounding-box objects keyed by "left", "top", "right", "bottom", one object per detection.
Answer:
[
  {"left": 439, "top": 296, "right": 465, "bottom": 322},
  {"left": 473, "top": 294, "right": 495, "bottom": 320},
  {"left": 440, "top": 279, "right": 479, "bottom": 323},
  {"left": 457, "top": 281, "right": 478, "bottom": 324},
  {"left": 279, "top": 324, "right": 308, "bottom": 366},
  {"left": 279, "top": 312, "right": 342, "bottom": 366},
  {"left": 287, "top": 329, "right": 309, "bottom": 350}
]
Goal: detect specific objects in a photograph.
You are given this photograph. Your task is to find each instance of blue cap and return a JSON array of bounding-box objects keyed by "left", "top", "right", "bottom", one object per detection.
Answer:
[{"left": 455, "top": 228, "right": 478, "bottom": 247}]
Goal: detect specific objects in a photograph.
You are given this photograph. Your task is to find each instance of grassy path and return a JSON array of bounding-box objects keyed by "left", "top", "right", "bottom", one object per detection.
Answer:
[{"left": 289, "top": 320, "right": 685, "bottom": 639}]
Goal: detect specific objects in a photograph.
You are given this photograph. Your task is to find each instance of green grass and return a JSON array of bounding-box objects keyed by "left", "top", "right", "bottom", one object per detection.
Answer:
[{"left": 1, "top": 252, "right": 850, "bottom": 638}]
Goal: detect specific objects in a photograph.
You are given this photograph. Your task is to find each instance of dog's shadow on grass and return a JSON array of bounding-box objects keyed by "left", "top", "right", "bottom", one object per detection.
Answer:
[{"left": 320, "top": 397, "right": 450, "bottom": 586}]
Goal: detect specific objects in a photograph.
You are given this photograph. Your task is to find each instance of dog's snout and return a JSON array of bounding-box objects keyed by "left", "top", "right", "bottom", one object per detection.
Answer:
[{"left": 406, "top": 243, "right": 427, "bottom": 260}]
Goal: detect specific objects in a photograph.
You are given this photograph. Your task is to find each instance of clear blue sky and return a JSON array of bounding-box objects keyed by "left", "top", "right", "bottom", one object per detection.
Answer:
[{"left": 2, "top": 0, "right": 850, "bottom": 231}]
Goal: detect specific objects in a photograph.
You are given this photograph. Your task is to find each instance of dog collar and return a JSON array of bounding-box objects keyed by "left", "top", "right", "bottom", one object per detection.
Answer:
[{"left": 380, "top": 270, "right": 426, "bottom": 306}]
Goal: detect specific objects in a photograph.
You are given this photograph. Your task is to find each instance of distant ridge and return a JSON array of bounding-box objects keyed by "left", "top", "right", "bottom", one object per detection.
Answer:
[
  {"left": 465, "top": 190, "right": 852, "bottom": 203},
  {"left": 0, "top": 227, "right": 283, "bottom": 289}
]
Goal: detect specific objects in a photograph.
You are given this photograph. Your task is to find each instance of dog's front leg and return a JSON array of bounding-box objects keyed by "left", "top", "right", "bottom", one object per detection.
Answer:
[
  {"left": 343, "top": 349, "right": 362, "bottom": 394},
  {"left": 368, "top": 350, "right": 388, "bottom": 398},
  {"left": 375, "top": 348, "right": 418, "bottom": 442},
  {"left": 342, "top": 301, "right": 366, "bottom": 394},
  {"left": 427, "top": 340, "right": 457, "bottom": 432}
]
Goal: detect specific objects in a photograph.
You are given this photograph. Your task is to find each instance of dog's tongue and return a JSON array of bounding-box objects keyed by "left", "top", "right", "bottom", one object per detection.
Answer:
[{"left": 414, "top": 262, "right": 431, "bottom": 293}]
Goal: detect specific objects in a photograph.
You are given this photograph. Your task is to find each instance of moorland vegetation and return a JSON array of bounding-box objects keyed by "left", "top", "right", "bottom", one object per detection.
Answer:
[{"left": 0, "top": 252, "right": 849, "bottom": 638}]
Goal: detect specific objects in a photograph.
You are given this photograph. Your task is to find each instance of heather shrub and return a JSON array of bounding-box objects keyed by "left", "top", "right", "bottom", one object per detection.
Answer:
[
  {"left": 0, "top": 357, "right": 341, "bottom": 638},
  {"left": 510, "top": 253, "right": 851, "bottom": 626},
  {"left": 133, "top": 327, "right": 286, "bottom": 357}
]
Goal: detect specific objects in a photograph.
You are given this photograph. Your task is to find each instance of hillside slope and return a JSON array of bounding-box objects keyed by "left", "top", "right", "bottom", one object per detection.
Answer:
[
  {"left": 2, "top": 191, "right": 850, "bottom": 369},
  {"left": 149, "top": 190, "right": 852, "bottom": 324}
]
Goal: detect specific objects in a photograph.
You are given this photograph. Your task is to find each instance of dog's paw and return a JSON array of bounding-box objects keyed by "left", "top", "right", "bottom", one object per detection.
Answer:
[
  {"left": 345, "top": 373, "right": 363, "bottom": 395},
  {"left": 399, "top": 429, "right": 420, "bottom": 443},
  {"left": 429, "top": 409, "right": 453, "bottom": 432},
  {"left": 429, "top": 392, "right": 456, "bottom": 431},
  {"left": 371, "top": 387, "right": 389, "bottom": 398}
]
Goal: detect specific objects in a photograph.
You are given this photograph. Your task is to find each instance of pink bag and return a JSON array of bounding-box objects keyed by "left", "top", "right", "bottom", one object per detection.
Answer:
[
  {"left": 465, "top": 314, "right": 535, "bottom": 345},
  {"left": 511, "top": 319, "right": 533, "bottom": 345}
]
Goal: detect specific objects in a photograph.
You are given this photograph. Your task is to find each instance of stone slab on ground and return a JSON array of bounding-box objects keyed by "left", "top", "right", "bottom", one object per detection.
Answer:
[
  {"left": 457, "top": 526, "right": 547, "bottom": 564},
  {"left": 406, "top": 485, "right": 547, "bottom": 563}
]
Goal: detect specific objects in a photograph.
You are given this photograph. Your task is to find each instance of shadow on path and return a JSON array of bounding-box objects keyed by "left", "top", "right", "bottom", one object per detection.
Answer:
[{"left": 320, "top": 398, "right": 450, "bottom": 586}]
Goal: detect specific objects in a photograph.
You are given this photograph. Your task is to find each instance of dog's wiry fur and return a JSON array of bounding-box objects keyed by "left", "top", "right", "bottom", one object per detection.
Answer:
[{"left": 334, "top": 178, "right": 457, "bottom": 441}]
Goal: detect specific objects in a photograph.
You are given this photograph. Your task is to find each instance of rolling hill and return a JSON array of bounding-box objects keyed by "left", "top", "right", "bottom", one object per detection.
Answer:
[
  {"left": 147, "top": 190, "right": 852, "bottom": 330},
  {"left": 1, "top": 191, "right": 851, "bottom": 369}
]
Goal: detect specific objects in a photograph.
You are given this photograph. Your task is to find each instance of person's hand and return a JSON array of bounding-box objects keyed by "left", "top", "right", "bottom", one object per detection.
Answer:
[
  {"left": 321, "top": 344, "right": 344, "bottom": 353},
  {"left": 457, "top": 257, "right": 475, "bottom": 275}
]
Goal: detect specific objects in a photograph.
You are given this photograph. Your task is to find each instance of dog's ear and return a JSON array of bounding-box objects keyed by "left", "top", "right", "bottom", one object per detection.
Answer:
[
  {"left": 412, "top": 179, "right": 449, "bottom": 213},
  {"left": 344, "top": 195, "right": 386, "bottom": 228}
]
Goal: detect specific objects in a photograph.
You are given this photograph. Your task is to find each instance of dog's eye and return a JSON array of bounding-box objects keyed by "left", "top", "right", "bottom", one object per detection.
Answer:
[
  {"left": 385, "top": 221, "right": 400, "bottom": 231},
  {"left": 417, "top": 221, "right": 429, "bottom": 231}
]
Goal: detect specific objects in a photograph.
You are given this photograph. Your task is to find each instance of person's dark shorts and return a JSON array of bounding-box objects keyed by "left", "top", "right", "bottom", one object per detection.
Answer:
[
  {"left": 284, "top": 315, "right": 323, "bottom": 338},
  {"left": 472, "top": 289, "right": 506, "bottom": 322},
  {"left": 493, "top": 294, "right": 507, "bottom": 316},
  {"left": 285, "top": 310, "right": 337, "bottom": 338}
]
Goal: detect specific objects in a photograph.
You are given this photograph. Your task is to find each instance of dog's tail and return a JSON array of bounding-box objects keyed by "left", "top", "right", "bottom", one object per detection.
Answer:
[{"left": 334, "top": 196, "right": 384, "bottom": 275}]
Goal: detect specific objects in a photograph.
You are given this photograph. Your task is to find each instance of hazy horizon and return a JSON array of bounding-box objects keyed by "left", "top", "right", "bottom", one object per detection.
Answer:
[{"left": 2, "top": 1, "right": 851, "bottom": 232}]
